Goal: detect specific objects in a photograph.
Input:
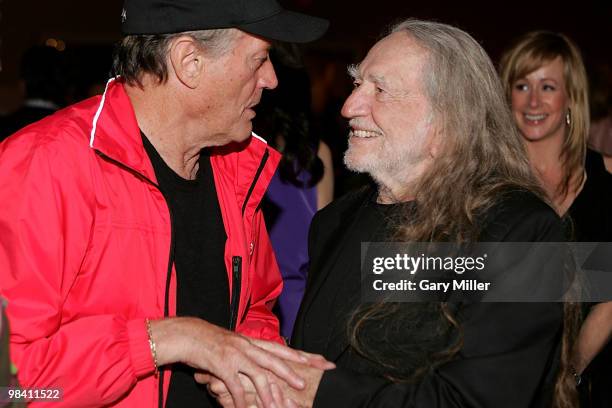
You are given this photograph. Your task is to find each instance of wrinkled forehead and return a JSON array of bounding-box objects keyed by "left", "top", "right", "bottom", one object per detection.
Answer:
[{"left": 351, "top": 33, "right": 430, "bottom": 87}]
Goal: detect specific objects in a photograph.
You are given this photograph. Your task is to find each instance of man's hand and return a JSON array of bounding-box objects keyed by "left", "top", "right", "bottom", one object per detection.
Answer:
[
  {"left": 270, "top": 360, "right": 324, "bottom": 408},
  {"left": 249, "top": 339, "right": 335, "bottom": 372},
  {"left": 199, "top": 372, "right": 298, "bottom": 408},
  {"left": 200, "top": 358, "right": 328, "bottom": 408},
  {"left": 149, "top": 317, "right": 310, "bottom": 408}
]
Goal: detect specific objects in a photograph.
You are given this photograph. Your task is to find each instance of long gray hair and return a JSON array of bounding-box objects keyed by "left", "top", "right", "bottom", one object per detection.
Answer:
[
  {"left": 349, "top": 19, "right": 578, "bottom": 408},
  {"left": 389, "top": 19, "right": 544, "bottom": 241}
]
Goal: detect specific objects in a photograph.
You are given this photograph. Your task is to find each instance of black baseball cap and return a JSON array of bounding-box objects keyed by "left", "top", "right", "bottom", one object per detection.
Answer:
[{"left": 121, "top": 0, "right": 329, "bottom": 43}]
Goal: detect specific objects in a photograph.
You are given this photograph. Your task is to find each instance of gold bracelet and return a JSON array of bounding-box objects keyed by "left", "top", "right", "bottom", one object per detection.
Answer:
[{"left": 145, "top": 318, "right": 159, "bottom": 376}]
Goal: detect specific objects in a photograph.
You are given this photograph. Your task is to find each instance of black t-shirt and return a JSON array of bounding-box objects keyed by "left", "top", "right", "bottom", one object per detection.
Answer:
[
  {"left": 300, "top": 189, "right": 408, "bottom": 361},
  {"left": 142, "top": 133, "right": 229, "bottom": 407},
  {"left": 568, "top": 148, "right": 612, "bottom": 241}
]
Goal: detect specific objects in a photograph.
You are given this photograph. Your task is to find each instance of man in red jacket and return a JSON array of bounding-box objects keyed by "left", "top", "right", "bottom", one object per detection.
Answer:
[{"left": 0, "top": 1, "right": 330, "bottom": 407}]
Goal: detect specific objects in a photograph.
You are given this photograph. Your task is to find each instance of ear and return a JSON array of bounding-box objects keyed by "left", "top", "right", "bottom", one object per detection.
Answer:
[{"left": 168, "top": 36, "right": 203, "bottom": 89}]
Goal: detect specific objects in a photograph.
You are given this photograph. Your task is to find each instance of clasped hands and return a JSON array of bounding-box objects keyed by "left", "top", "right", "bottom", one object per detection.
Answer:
[
  {"left": 196, "top": 340, "right": 334, "bottom": 408},
  {"left": 150, "top": 317, "right": 334, "bottom": 408},
  {"left": 195, "top": 339, "right": 336, "bottom": 408}
]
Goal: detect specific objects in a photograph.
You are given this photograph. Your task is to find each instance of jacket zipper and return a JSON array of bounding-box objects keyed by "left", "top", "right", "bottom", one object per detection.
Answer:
[
  {"left": 230, "top": 148, "right": 270, "bottom": 331},
  {"left": 229, "top": 256, "right": 242, "bottom": 331},
  {"left": 93, "top": 151, "right": 173, "bottom": 408}
]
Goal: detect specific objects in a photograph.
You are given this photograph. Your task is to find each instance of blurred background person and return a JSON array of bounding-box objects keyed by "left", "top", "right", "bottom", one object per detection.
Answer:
[
  {"left": 500, "top": 30, "right": 612, "bottom": 407},
  {"left": 0, "top": 45, "right": 66, "bottom": 141},
  {"left": 500, "top": 30, "right": 612, "bottom": 239},
  {"left": 255, "top": 43, "right": 334, "bottom": 339}
]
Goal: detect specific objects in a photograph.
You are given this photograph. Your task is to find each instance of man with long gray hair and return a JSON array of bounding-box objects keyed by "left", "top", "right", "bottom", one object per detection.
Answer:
[
  {"left": 0, "top": 1, "right": 333, "bottom": 407},
  {"left": 208, "top": 19, "right": 574, "bottom": 408}
]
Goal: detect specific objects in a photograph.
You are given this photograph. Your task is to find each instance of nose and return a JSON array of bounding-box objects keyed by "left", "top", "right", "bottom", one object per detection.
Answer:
[
  {"left": 341, "top": 86, "right": 369, "bottom": 119},
  {"left": 528, "top": 88, "right": 540, "bottom": 109},
  {"left": 259, "top": 60, "right": 278, "bottom": 90}
]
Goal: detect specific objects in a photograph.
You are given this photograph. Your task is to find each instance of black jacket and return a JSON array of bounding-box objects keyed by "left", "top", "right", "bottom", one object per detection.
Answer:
[{"left": 292, "top": 187, "right": 566, "bottom": 407}]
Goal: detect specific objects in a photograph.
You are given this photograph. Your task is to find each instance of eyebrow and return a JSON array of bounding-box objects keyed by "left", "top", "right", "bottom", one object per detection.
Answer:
[
  {"left": 369, "top": 73, "right": 390, "bottom": 88},
  {"left": 517, "top": 75, "right": 561, "bottom": 83},
  {"left": 347, "top": 63, "right": 392, "bottom": 89}
]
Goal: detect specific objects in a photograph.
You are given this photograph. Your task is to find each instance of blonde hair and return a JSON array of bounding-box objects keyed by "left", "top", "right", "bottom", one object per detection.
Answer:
[{"left": 499, "top": 31, "right": 589, "bottom": 198}]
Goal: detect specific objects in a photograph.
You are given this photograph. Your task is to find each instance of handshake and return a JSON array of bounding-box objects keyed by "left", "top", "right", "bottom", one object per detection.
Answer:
[{"left": 150, "top": 317, "right": 335, "bottom": 408}]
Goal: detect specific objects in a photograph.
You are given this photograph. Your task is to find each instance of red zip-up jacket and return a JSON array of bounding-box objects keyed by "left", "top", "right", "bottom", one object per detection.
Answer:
[{"left": 0, "top": 79, "right": 283, "bottom": 407}]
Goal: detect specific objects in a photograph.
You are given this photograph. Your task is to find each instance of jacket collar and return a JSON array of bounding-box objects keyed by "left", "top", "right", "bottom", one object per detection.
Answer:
[
  {"left": 88, "top": 77, "right": 280, "bottom": 210},
  {"left": 89, "top": 78, "right": 157, "bottom": 182},
  {"left": 211, "top": 135, "right": 279, "bottom": 219}
]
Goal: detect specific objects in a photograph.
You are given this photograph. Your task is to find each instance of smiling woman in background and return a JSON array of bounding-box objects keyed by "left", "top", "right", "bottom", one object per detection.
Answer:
[
  {"left": 500, "top": 31, "right": 612, "bottom": 407},
  {"left": 500, "top": 31, "right": 589, "bottom": 218}
]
